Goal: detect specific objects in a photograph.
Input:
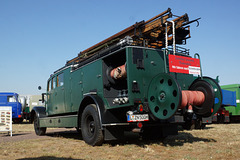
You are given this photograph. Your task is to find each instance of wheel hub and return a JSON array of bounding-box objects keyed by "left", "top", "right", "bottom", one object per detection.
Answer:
[
  {"left": 159, "top": 91, "right": 166, "bottom": 102},
  {"left": 89, "top": 121, "right": 95, "bottom": 133}
]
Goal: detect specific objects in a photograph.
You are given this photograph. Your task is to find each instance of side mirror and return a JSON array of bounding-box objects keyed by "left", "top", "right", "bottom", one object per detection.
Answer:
[{"left": 42, "top": 93, "right": 46, "bottom": 103}]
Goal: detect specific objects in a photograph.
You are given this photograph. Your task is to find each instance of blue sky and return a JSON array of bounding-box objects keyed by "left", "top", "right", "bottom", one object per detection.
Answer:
[{"left": 0, "top": 0, "right": 240, "bottom": 95}]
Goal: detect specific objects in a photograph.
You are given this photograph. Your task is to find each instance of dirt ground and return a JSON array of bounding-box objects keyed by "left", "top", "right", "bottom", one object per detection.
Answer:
[{"left": 0, "top": 122, "right": 240, "bottom": 160}]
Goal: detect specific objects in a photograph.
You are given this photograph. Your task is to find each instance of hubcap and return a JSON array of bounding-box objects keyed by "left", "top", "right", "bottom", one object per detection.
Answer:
[
  {"left": 86, "top": 115, "right": 95, "bottom": 136},
  {"left": 89, "top": 121, "right": 95, "bottom": 133}
]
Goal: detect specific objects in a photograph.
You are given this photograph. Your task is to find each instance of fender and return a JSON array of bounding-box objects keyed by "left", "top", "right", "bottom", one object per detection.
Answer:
[
  {"left": 79, "top": 94, "right": 124, "bottom": 128},
  {"left": 79, "top": 94, "right": 104, "bottom": 129},
  {"left": 30, "top": 106, "right": 46, "bottom": 123}
]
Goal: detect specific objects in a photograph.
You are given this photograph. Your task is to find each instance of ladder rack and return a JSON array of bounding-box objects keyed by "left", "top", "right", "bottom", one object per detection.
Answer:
[{"left": 67, "top": 8, "right": 199, "bottom": 65}]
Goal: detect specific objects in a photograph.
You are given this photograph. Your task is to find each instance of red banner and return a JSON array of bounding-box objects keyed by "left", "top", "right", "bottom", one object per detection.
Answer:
[{"left": 169, "top": 54, "right": 201, "bottom": 75}]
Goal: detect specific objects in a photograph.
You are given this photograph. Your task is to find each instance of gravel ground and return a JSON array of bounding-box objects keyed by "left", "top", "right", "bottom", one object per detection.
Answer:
[
  {"left": 0, "top": 127, "right": 79, "bottom": 143},
  {"left": 1, "top": 123, "right": 240, "bottom": 160}
]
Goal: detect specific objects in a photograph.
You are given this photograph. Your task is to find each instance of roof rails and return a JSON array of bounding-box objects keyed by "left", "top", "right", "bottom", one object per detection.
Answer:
[{"left": 66, "top": 8, "right": 200, "bottom": 65}]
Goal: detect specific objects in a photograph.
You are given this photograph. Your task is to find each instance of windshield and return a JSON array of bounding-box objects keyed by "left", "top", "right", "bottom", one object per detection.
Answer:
[{"left": 7, "top": 96, "right": 17, "bottom": 102}]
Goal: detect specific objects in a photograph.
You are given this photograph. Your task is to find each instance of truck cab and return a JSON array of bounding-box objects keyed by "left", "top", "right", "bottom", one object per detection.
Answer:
[{"left": 0, "top": 92, "right": 23, "bottom": 123}]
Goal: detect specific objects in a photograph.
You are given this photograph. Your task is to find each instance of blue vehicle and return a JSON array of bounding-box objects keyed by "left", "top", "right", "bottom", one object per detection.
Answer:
[{"left": 0, "top": 92, "right": 23, "bottom": 123}]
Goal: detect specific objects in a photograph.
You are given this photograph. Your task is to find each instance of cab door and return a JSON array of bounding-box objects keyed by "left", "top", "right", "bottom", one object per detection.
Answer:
[
  {"left": 46, "top": 77, "right": 54, "bottom": 115},
  {"left": 70, "top": 69, "right": 83, "bottom": 112},
  {"left": 54, "top": 72, "right": 65, "bottom": 114},
  {"left": 7, "top": 95, "right": 18, "bottom": 118}
]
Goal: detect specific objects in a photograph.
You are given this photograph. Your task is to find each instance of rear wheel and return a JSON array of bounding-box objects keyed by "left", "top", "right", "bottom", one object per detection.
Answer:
[
  {"left": 81, "top": 104, "right": 103, "bottom": 146},
  {"left": 194, "top": 119, "right": 206, "bottom": 129},
  {"left": 34, "top": 113, "right": 46, "bottom": 135},
  {"left": 182, "top": 120, "right": 195, "bottom": 130}
]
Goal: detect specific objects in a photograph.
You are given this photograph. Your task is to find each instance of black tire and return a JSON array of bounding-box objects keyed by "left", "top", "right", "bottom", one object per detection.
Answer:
[
  {"left": 34, "top": 113, "right": 46, "bottom": 136},
  {"left": 195, "top": 119, "right": 206, "bottom": 129},
  {"left": 81, "top": 104, "right": 103, "bottom": 146},
  {"left": 182, "top": 120, "right": 195, "bottom": 130},
  {"left": 76, "top": 127, "right": 81, "bottom": 133},
  {"left": 13, "top": 118, "right": 23, "bottom": 124}
]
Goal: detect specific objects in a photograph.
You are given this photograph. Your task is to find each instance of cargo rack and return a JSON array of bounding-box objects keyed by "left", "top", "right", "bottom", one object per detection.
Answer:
[{"left": 66, "top": 8, "right": 200, "bottom": 66}]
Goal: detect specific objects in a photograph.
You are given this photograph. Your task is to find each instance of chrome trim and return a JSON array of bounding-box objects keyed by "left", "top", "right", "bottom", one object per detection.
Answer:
[
  {"left": 102, "top": 123, "right": 130, "bottom": 127},
  {"left": 83, "top": 92, "right": 97, "bottom": 96}
]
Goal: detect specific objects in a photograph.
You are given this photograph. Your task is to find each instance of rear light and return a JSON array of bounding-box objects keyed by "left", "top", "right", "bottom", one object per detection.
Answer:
[
  {"left": 138, "top": 104, "right": 144, "bottom": 112},
  {"left": 137, "top": 122, "right": 143, "bottom": 128},
  {"left": 18, "top": 115, "right": 22, "bottom": 118}
]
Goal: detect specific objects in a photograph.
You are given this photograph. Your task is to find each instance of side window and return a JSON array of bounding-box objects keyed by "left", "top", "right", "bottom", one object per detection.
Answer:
[
  {"left": 52, "top": 76, "right": 56, "bottom": 89},
  {"left": 47, "top": 79, "right": 52, "bottom": 91},
  {"left": 8, "top": 96, "right": 16, "bottom": 102},
  {"left": 57, "top": 73, "right": 64, "bottom": 87}
]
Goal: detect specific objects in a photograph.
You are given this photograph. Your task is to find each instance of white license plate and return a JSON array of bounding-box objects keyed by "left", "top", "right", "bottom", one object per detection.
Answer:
[{"left": 127, "top": 114, "right": 149, "bottom": 122}]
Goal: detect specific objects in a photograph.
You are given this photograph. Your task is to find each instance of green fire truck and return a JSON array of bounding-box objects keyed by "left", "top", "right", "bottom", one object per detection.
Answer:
[{"left": 31, "top": 8, "right": 222, "bottom": 146}]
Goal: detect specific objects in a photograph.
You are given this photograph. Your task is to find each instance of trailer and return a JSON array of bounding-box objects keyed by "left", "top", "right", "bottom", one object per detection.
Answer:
[{"left": 31, "top": 8, "right": 222, "bottom": 146}]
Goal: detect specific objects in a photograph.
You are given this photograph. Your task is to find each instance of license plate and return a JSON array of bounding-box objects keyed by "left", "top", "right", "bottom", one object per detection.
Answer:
[{"left": 127, "top": 114, "right": 149, "bottom": 122}]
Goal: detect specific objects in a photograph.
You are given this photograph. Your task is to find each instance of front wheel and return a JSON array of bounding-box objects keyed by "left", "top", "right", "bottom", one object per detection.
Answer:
[
  {"left": 81, "top": 104, "right": 103, "bottom": 146},
  {"left": 34, "top": 113, "right": 46, "bottom": 136}
]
